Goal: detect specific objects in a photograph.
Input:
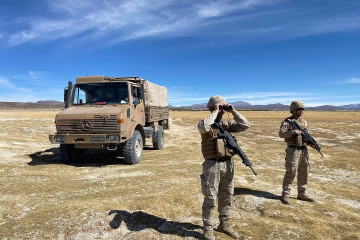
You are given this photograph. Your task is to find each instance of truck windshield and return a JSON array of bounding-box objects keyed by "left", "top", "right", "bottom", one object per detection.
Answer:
[{"left": 72, "top": 82, "right": 129, "bottom": 105}]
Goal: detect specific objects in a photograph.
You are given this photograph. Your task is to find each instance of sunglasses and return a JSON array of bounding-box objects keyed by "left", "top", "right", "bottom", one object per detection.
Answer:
[{"left": 296, "top": 108, "right": 305, "bottom": 111}]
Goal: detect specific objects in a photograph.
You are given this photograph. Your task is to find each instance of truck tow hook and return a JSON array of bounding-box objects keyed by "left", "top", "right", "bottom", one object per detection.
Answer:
[{"left": 107, "top": 144, "right": 117, "bottom": 151}]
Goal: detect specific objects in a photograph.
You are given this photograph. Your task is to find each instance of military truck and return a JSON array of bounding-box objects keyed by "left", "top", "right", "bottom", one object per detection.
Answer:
[{"left": 49, "top": 76, "right": 169, "bottom": 164}]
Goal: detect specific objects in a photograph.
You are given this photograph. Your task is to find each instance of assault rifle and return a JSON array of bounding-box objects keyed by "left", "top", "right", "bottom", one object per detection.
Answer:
[
  {"left": 214, "top": 120, "right": 257, "bottom": 176},
  {"left": 285, "top": 118, "right": 324, "bottom": 157}
]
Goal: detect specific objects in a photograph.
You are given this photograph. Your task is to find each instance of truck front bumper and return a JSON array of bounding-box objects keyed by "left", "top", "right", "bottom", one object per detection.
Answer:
[{"left": 49, "top": 133, "right": 125, "bottom": 145}]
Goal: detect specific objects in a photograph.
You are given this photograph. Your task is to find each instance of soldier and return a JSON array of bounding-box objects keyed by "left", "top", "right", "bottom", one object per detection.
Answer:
[
  {"left": 198, "top": 95, "right": 250, "bottom": 240},
  {"left": 279, "top": 100, "right": 315, "bottom": 205}
]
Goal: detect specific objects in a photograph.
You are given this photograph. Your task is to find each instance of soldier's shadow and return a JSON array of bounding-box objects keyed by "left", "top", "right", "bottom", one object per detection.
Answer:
[
  {"left": 109, "top": 210, "right": 202, "bottom": 239},
  {"left": 234, "top": 187, "right": 280, "bottom": 200},
  {"left": 27, "top": 148, "right": 125, "bottom": 167}
]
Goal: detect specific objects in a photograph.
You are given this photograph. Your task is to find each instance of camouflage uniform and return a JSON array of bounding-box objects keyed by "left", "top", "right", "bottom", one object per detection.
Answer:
[
  {"left": 198, "top": 96, "right": 250, "bottom": 239},
  {"left": 279, "top": 100, "right": 314, "bottom": 203},
  {"left": 279, "top": 117, "right": 310, "bottom": 196}
]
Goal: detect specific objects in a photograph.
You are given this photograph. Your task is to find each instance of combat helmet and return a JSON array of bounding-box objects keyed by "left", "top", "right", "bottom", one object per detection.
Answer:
[
  {"left": 290, "top": 100, "right": 305, "bottom": 113},
  {"left": 207, "top": 95, "right": 226, "bottom": 110}
]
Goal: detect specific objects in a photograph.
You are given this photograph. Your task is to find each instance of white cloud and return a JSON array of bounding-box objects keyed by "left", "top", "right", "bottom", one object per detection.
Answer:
[
  {"left": 328, "top": 77, "right": 360, "bottom": 85},
  {"left": 168, "top": 88, "right": 359, "bottom": 107},
  {"left": 0, "top": 77, "right": 30, "bottom": 93},
  {"left": 0, "top": 76, "right": 64, "bottom": 102},
  {"left": 224, "top": 92, "right": 308, "bottom": 100},
  {"left": 197, "top": 0, "right": 278, "bottom": 18},
  {"left": 1, "top": 0, "right": 359, "bottom": 49},
  {"left": 345, "top": 78, "right": 360, "bottom": 84},
  {"left": 168, "top": 87, "right": 210, "bottom": 105},
  {"left": 0, "top": 73, "right": 58, "bottom": 102},
  {"left": 223, "top": 92, "right": 321, "bottom": 105},
  {"left": 0, "top": 0, "right": 336, "bottom": 47},
  {"left": 10, "top": 71, "right": 47, "bottom": 85},
  {"left": 168, "top": 88, "right": 316, "bottom": 106}
]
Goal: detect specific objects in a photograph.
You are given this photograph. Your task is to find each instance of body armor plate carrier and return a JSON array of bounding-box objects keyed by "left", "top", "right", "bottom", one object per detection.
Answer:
[{"left": 201, "top": 122, "right": 234, "bottom": 159}]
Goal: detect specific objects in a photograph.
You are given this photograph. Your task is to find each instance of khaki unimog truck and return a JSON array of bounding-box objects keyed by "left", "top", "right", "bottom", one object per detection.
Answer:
[{"left": 49, "top": 76, "right": 169, "bottom": 164}]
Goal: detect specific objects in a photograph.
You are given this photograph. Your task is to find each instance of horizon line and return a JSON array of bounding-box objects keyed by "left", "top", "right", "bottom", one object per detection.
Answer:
[{"left": 0, "top": 100, "right": 359, "bottom": 108}]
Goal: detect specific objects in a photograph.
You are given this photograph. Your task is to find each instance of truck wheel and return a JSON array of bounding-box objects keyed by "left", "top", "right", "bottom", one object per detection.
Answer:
[
  {"left": 152, "top": 126, "right": 164, "bottom": 150},
  {"left": 123, "top": 130, "right": 143, "bottom": 165},
  {"left": 60, "top": 144, "right": 84, "bottom": 164}
]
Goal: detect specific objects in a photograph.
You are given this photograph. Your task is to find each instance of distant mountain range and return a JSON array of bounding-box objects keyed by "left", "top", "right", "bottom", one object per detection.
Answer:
[
  {"left": 172, "top": 101, "right": 360, "bottom": 111},
  {"left": 0, "top": 100, "right": 359, "bottom": 111},
  {"left": 0, "top": 101, "right": 64, "bottom": 109}
]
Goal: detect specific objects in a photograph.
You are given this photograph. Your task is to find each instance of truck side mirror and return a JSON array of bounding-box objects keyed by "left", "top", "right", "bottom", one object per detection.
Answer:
[
  {"left": 64, "top": 88, "right": 68, "bottom": 102},
  {"left": 64, "top": 81, "right": 73, "bottom": 109}
]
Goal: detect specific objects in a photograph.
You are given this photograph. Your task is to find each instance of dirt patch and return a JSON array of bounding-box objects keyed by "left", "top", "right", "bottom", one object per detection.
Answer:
[{"left": 0, "top": 110, "right": 359, "bottom": 239}]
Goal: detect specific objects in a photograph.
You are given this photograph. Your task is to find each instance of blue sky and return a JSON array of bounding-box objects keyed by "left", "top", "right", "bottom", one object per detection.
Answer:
[{"left": 0, "top": 0, "right": 359, "bottom": 107}]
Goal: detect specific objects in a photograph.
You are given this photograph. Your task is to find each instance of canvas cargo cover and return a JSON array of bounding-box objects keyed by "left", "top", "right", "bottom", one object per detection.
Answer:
[{"left": 143, "top": 80, "right": 168, "bottom": 107}]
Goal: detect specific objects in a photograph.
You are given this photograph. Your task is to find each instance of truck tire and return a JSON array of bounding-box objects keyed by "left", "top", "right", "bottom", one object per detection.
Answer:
[
  {"left": 123, "top": 130, "right": 143, "bottom": 165},
  {"left": 60, "top": 144, "right": 84, "bottom": 164},
  {"left": 152, "top": 126, "right": 164, "bottom": 150}
]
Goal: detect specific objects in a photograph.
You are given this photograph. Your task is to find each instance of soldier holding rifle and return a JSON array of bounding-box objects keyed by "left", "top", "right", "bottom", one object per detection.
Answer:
[
  {"left": 279, "top": 100, "right": 320, "bottom": 205},
  {"left": 198, "top": 95, "right": 250, "bottom": 240}
]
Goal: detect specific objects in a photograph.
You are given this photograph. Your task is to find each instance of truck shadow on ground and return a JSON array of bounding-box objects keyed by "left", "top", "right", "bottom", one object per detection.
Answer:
[
  {"left": 27, "top": 148, "right": 130, "bottom": 167},
  {"left": 109, "top": 210, "right": 203, "bottom": 239},
  {"left": 234, "top": 187, "right": 281, "bottom": 200}
]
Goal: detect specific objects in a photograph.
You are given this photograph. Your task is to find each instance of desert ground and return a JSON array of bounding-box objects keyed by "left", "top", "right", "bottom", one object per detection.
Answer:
[{"left": 0, "top": 109, "right": 359, "bottom": 240}]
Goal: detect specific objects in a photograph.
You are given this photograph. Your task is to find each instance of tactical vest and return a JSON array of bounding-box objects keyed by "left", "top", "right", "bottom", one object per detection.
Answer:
[
  {"left": 284, "top": 118, "right": 308, "bottom": 146},
  {"left": 201, "top": 122, "right": 234, "bottom": 159}
]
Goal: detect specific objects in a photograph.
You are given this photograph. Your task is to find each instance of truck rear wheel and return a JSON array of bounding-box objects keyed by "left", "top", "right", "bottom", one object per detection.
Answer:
[
  {"left": 60, "top": 144, "right": 84, "bottom": 164},
  {"left": 123, "top": 130, "right": 143, "bottom": 165},
  {"left": 152, "top": 126, "right": 164, "bottom": 150}
]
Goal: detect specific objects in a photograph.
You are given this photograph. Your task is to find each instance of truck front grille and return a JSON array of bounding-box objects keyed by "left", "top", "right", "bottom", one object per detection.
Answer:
[{"left": 57, "top": 115, "right": 119, "bottom": 133}]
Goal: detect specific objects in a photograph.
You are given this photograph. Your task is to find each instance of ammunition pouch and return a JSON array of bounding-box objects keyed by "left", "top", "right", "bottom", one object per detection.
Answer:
[{"left": 201, "top": 138, "right": 233, "bottom": 159}]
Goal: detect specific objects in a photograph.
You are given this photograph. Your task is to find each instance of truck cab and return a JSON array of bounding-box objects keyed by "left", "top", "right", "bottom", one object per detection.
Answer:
[{"left": 49, "top": 76, "right": 169, "bottom": 164}]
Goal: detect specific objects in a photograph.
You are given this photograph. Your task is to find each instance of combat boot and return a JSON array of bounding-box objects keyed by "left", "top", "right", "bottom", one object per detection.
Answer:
[
  {"left": 204, "top": 229, "right": 215, "bottom": 240},
  {"left": 281, "top": 194, "right": 290, "bottom": 205},
  {"left": 217, "top": 220, "right": 239, "bottom": 239},
  {"left": 297, "top": 194, "right": 315, "bottom": 202}
]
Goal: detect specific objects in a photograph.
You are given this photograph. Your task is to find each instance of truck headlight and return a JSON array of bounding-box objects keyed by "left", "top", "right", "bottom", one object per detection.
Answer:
[
  {"left": 107, "top": 135, "right": 119, "bottom": 142},
  {"left": 55, "top": 136, "right": 64, "bottom": 143},
  {"left": 91, "top": 136, "right": 105, "bottom": 142}
]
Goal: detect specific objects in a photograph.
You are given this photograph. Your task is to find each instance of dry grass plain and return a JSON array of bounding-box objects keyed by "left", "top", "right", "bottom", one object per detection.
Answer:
[{"left": 0, "top": 109, "right": 359, "bottom": 240}]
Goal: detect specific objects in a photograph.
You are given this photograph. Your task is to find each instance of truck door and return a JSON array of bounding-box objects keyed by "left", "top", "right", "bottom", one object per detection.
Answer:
[{"left": 130, "top": 84, "right": 145, "bottom": 125}]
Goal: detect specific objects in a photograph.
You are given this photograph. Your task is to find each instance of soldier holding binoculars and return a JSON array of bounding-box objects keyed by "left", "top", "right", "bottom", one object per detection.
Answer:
[{"left": 198, "top": 95, "right": 250, "bottom": 240}]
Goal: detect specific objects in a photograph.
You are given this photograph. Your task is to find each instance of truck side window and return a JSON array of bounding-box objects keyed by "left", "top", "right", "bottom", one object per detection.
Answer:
[
  {"left": 73, "top": 87, "right": 87, "bottom": 104},
  {"left": 131, "top": 85, "right": 139, "bottom": 105}
]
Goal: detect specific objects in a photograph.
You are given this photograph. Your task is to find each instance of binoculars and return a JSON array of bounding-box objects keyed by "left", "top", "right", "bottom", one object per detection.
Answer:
[{"left": 219, "top": 104, "right": 232, "bottom": 111}]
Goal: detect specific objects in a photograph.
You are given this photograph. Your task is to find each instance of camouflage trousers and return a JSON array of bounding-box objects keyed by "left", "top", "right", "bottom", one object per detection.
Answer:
[
  {"left": 282, "top": 147, "right": 310, "bottom": 196},
  {"left": 200, "top": 158, "right": 234, "bottom": 230}
]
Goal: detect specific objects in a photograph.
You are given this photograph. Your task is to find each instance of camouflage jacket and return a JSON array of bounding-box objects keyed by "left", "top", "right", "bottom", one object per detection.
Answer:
[
  {"left": 198, "top": 111, "right": 250, "bottom": 159},
  {"left": 279, "top": 117, "right": 309, "bottom": 146}
]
